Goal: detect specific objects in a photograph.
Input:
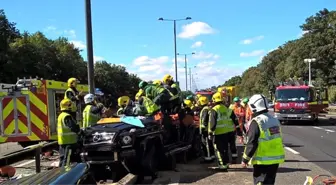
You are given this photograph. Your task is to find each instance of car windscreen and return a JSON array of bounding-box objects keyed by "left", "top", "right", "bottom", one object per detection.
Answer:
[{"left": 275, "top": 88, "right": 309, "bottom": 102}]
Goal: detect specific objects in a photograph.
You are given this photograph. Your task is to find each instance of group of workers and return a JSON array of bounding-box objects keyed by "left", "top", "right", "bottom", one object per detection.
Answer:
[{"left": 56, "top": 75, "right": 285, "bottom": 185}]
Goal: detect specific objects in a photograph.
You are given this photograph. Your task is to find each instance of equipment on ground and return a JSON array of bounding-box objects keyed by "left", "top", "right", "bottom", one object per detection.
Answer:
[
  {"left": 304, "top": 175, "right": 336, "bottom": 185},
  {"left": 273, "top": 80, "right": 328, "bottom": 124},
  {"left": 0, "top": 77, "right": 89, "bottom": 147}
]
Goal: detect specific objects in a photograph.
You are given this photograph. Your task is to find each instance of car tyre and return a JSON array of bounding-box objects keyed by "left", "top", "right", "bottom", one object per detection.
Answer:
[{"left": 142, "top": 144, "right": 159, "bottom": 179}]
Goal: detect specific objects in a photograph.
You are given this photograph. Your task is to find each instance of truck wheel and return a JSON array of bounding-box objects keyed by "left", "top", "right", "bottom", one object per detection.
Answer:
[{"left": 142, "top": 144, "right": 158, "bottom": 178}]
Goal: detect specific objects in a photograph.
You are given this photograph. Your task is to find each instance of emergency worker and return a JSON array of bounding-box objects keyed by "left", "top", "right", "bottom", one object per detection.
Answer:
[
  {"left": 135, "top": 89, "right": 144, "bottom": 101},
  {"left": 153, "top": 80, "right": 163, "bottom": 86},
  {"left": 230, "top": 97, "right": 245, "bottom": 137},
  {"left": 198, "top": 96, "right": 214, "bottom": 161},
  {"left": 82, "top": 94, "right": 104, "bottom": 128},
  {"left": 136, "top": 96, "right": 160, "bottom": 116},
  {"left": 242, "top": 94, "right": 285, "bottom": 185},
  {"left": 117, "top": 96, "right": 134, "bottom": 116},
  {"left": 139, "top": 81, "right": 172, "bottom": 114},
  {"left": 208, "top": 92, "right": 242, "bottom": 170},
  {"left": 183, "top": 99, "right": 194, "bottom": 116},
  {"left": 162, "top": 74, "right": 181, "bottom": 97},
  {"left": 229, "top": 97, "right": 240, "bottom": 109},
  {"left": 64, "top": 78, "right": 84, "bottom": 118},
  {"left": 57, "top": 99, "right": 80, "bottom": 167}
]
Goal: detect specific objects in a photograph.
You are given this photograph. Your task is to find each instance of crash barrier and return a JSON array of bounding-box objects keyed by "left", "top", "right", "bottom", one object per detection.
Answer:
[{"left": 0, "top": 141, "right": 57, "bottom": 175}]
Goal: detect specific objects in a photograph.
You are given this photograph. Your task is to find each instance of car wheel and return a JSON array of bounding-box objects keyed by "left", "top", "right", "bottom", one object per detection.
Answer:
[
  {"left": 190, "top": 131, "right": 201, "bottom": 159},
  {"left": 142, "top": 144, "right": 159, "bottom": 178}
]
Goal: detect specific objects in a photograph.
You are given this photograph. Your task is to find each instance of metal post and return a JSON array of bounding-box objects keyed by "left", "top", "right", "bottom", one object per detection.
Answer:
[
  {"left": 85, "top": 0, "right": 95, "bottom": 94},
  {"left": 35, "top": 146, "right": 41, "bottom": 173},
  {"left": 173, "top": 20, "right": 178, "bottom": 82},
  {"left": 308, "top": 62, "right": 311, "bottom": 85},
  {"left": 189, "top": 68, "right": 191, "bottom": 91},
  {"left": 185, "top": 54, "right": 188, "bottom": 91},
  {"left": 191, "top": 74, "right": 193, "bottom": 92}
]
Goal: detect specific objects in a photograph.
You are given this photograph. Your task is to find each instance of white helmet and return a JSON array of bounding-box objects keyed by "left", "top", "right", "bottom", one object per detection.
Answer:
[
  {"left": 248, "top": 94, "right": 269, "bottom": 113},
  {"left": 84, "top": 93, "right": 95, "bottom": 104}
]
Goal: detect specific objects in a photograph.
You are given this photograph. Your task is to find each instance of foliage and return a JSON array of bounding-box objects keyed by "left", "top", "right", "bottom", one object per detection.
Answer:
[
  {"left": 220, "top": 8, "right": 336, "bottom": 101},
  {"left": 0, "top": 9, "right": 141, "bottom": 106},
  {"left": 329, "top": 86, "right": 336, "bottom": 103},
  {"left": 221, "top": 76, "right": 242, "bottom": 86}
]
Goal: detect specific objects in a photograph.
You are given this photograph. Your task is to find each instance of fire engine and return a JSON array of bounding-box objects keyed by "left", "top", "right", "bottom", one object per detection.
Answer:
[
  {"left": 195, "top": 89, "right": 214, "bottom": 102},
  {"left": 218, "top": 86, "right": 239, "bottom": 105},
  {"left": 273, "top": 80, "right": 328, "bottom": 124},
  {"left": 0, "top": 77, "right": 89, "bottom": 147}
]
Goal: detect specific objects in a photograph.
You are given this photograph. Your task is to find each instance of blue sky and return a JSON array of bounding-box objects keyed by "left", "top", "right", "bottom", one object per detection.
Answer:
[{"left": 2, "top": 0, "right": 336, "bottom": 90}]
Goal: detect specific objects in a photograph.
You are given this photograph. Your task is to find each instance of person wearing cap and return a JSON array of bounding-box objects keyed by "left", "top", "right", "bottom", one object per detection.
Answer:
[
  {"left": 117, "top": 96, "right": 135, "bottom": 116},
  {"left": 64, "top": 77, "right": 84, "bottom": 119},
  {"left": 82, "top": 93, "right": 104, "bottom": 128}
]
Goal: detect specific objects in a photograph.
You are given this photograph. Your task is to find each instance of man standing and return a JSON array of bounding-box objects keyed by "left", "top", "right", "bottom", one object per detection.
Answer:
[
  {"left": 64, "top": 77, "right": 84, "bottom": 119},
  {"left": 57, "top": 99, "right": 81, "bottom": 167},
  {"left": 208, "top": 92, "right": 242, "bottom": 170},
  {"left": 82, "top": 94, "right": 104, "bottom": 128},
  {"left": 242, "top": 94, "right": 285, "bottom": 185}
]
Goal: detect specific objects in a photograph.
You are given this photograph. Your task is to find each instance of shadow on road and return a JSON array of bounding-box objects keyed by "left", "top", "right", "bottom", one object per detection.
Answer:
[
  {"left": 283, "top": 119, "right": 335, "bottom": 126},
  {"left": 277, "top": 167, "right": 311, "bottom": 173},
  {"left": 286, "top": 159, "right": 336, "bottom": 163},
  {"left": 283, "top": 143, "right": 303, "bottom": 148}
]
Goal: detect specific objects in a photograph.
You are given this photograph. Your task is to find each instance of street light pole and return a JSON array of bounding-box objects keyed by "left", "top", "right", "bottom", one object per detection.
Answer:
[
  {"left": 189, "top": 67, "right": 191, "bottom": 91},
  {"left": 177, "top": 52, "right": 195, "bottom": 91},
  {"left": 304, "top": 58, "right": 316, "bottom": 85},
  {"left": 85, "top": 0, "right": 95, "bottom": 94},
  {"left": 158, "top": 17, "right": 192, "bottom": 84}
]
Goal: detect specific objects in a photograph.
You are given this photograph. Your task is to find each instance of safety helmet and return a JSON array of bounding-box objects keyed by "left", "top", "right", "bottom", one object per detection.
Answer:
[
  {"left": 212, "top": 92, "right": 223, "bottom": 103},
  {"left": 138, "top": 81, "right": 148, "bottom": 89},
  {"left": 67, "top": 78, "right": 79, "bottom": 88},
  {"left": 60, "top": 99, "right": 73, "bottom": 111},
  {"left": 248, "top": 94, "right": 269, "bottom": 113},
  {"left": 233, "top": 97, "right": 240, "bottom": 102},
  {"left": 243, "top": 97, "right": 249, "bottom": 103},
  {"left": 118, "top": 96, "right": 130, "bottom": 107},
  {"left": 184, "top": 99, "right": 193, "bottom": 108},
  {"left": 84, "top": 93, "right": 95, "bottom": 104},
  {"left": 153, "top": 80, "right": 162, "bottom": 86},
  {"left": 198, "top": 96, "right": 209, "bottom": 106},
  {"left": 135, "top": 89, "right": 144, "bottom": 100},
  {"left": 162, "top": 74, "right": 173, "bottom": 84},
  {"left": 186, "top": 95, "right": 194, "bottom": 100}
]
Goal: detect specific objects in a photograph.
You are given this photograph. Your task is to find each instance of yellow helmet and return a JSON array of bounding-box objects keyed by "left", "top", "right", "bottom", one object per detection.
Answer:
[
  {"left": 60, "top": 99, "right": 73, "bottom": 111},
  {"left": 118, "top": 96, "right": 130, "bottom": 107},
  {"left": 198, "top": 96, "right": 209, "bottom": 106},
  {"left": 153, "top": 80, "right": 162, "bottom": 86},
  {"left": 184, "top": 99, "right": 193, "bottom": 108},
  {"left": 67, "top": 78, "right": 79, "bottom": 88},
  {"left": 135, "top": 89, "right": 144, "bottom": 100},
  {"left": 162, "top": 74, "right": 173, "bottom": 84},
  {"left": 212, "top": 92, "right": 223, "bottom": 103}
]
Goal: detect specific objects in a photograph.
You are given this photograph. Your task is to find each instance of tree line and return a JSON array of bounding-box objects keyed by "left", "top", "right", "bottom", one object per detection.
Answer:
[
  {"left": 0, "top": 9, "right": 141, "bottom": 106},
  {"left": 221, "top": 8, "right": 336, "bottom": 103}
]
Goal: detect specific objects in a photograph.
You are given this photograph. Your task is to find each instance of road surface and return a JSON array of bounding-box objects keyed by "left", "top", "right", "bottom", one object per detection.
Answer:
[{"left": 0, "top": 143, "right": 22, "bottom": 157}]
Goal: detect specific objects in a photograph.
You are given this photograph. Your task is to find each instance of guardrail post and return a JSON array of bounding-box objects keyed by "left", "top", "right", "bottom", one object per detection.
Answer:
[{"left": 35, "top": 145, "right": 41, "bottom": 173}]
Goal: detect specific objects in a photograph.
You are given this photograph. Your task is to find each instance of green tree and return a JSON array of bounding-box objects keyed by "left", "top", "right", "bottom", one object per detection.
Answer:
[{"left": 222, "top": 76, "right": 242, "bottom": 86}]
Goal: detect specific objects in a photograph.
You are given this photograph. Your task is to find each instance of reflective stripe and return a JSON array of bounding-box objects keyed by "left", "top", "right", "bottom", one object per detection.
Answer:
[
  {"left": 254, "top": 155, "right": 285, "bottom": 161},
  {"left": 211, "top": 104, "right": 235, "bottom": 135},
  {"left": 57, "top": 112, "right": 77, "bottom": 145}
]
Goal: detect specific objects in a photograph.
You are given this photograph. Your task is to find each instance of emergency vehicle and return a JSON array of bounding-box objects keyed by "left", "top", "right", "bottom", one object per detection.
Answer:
[
  {"left": 273, "top": 80, "right": 328, "bottom": 123},
  {"left": 218, "top": 86, "right": 239, "bottom": 105},
  {"left": 195, "top": 90, "right": 214, "bottom": 102},
  {"left": 0, "top": 77, "right": 89, "bottom": 147}
]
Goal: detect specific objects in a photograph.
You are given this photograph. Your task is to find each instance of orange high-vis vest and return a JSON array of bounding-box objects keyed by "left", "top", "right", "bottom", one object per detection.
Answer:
[{"left": 233, "top": 105, "right": 245, "bottom": 132}]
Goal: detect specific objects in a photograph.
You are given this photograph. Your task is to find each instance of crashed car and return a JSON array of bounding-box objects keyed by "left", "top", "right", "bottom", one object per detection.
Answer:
[{"left": 80, "top": 114, "right": 200, "bottom": 181}]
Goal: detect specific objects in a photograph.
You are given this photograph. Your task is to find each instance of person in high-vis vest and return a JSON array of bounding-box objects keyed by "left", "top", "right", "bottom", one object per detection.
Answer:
[
  {"left": 242, "top": 94, "right": 285, "bottom": 185},
  {"left": 162, "top": 74, "right": 183, "bottom": 114},
  {"left": 117, "top": 96, "right": 135, "bottom": 116},
  {"left": 135, "top": 89, "right": 144, "bottom": 101},
  {"left": 208, "top": 92, "right": 242, "bottom": 170},
  {"left": 64, "top": 77, "right": 84, "bottom": 119},
  {"left": 136, "top": 96, "right": 160, "bottom": 116},
  {"left": 198, "top": 96, "right": 215, "bottom": 162},
  {"left": 153, "top": 80, "right": 163, "bottom": 86},
  {"left": 82, "top": 94, "right": 104, "bottom": 128},
  {"left": 57, "top": 99, "right": 80, "bottom": 167}
]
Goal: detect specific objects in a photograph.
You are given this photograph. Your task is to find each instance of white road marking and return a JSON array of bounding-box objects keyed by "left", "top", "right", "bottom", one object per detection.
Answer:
[
  {"left": 284, "top": 147, "right": 300, "bottom": 155},
  {"left": 313, "top": 126, "right": 335, "bottom": 133},
  {"left": 313, "top": 126, "right": 323, "bottom": 130},
  {"left": 14, "top": 159, "right": 35, "bottom": 167},
  {"left": 325, "top": 129, "right": 335, "bottom": 133}
]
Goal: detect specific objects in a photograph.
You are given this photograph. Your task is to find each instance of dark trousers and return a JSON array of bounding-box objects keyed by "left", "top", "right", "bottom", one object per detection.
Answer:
[
  {"left": 59, "top": 144, "right": 79, "bottom": 167},
  {"left": 228, "top": 131, "right": 237, "bottom": 158},
  {"left": 201, "top": 130, "right": 214, "bottom": 160},
  {"left": 253, "top": 164, "right": 279, "bottom": 185},
  {"left": 213, "top": 133, "right": 230, "bottom": 166}
]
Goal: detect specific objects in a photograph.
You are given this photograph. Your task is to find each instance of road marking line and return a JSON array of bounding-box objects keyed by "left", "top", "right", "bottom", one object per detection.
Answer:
[
  {"left": 14, "top": 159, "right": 35, "bottom": 167},
  {"left": 284, "top": 147, "right": 300, "bottom": 155},
  {"left": 325, "top": 129, "right": 335, "bottom": 133},
  {"left": 313, "top": 126, "right": 323, "bottom": 130}
]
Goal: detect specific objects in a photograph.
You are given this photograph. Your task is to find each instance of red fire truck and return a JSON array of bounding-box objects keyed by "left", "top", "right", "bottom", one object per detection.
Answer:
[
  {"left": 195, "top": 90, "right": 214, "bottom": 102},
  {"left": 273, "top": 82, "right": 328, "bottom": 124}
]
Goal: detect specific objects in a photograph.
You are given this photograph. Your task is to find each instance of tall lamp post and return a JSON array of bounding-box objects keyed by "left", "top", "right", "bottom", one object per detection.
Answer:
[
  {"left": 304, "top": 58, "right": 316, "bottom": 85},
  {"left": 85, "top": 0, "right": 95, "bottom": 93},
  {"left": 158, "top": 17, "right": 192, "bottom": 83},
  {"left": 177, "top": 52, "right": 195, "bottom": 91}
]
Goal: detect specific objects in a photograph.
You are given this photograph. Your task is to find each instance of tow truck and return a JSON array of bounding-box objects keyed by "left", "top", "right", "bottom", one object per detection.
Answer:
[{"left": 273, "top": 80, "right": 328, "bottom": 124}]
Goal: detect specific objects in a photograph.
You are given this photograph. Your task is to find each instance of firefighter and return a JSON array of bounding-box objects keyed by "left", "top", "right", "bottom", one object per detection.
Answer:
[
  {"left": 82, "top": 94, "right": 104, "bottom": 128},
  {"left": 135, "top": 89, "right": 144, "bottom": 101},
  {"left": 242, "top": 94, "right": 285, "bottom": 185},
  {"left": 208, "top": 92, "right": 242, "bottom": 170},
  {"left": 64, "top": 77, "right": 84, "bottom": 119},
  {"left": 117, "top": 96, "right": 135, "bottom": 116},
  {"left": 136, "top": 96, "right": 161, "bottom": 116},
  {"left": 229, "top": 96, "right": 240, "bottom": 110},
  {"left": 198, "top": 96, "right": 214, "bottom": 162},
  {"left": 153, "top": 80, "right": 163, "bottom": 86},
  {"left": 183, "top": 99, "right": 194, "bottom": 116},
  {"left": 162, "top": 75, "right": 183, "bottom": 113},
  {"left": 57, "top": 99, "right": 81, "bottom": 167}
]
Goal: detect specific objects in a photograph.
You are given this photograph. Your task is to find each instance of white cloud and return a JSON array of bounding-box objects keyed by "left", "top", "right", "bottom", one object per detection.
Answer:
[
  {"left": 298, "top": 30, "right": 309, "bottom": 37},
  {"left": 240, "top": 50, "right": 265, "bottom": 57},
  {"left": 132, "top": 56, "right": 169, "bottom": 66},
  {"left": 178, "top": 22, "right": 215, "bottom": 39},
  {"left": 192, "top": 51, "right": 220, "bottom": 60},
  {"left": 196, "top": 61, "right": 216, "bottom": 68},
  {"left": 44, "top": 26, "right": 77, "bottom": 38},
  {"left": 94, "top": 56, "right": 105, "bottom": 62},
  {"left": 240, "top": 35, "right": 264, "bottom": 45},
  {"left": 70, "top": 40, "right": 86, "bottom": 50},
  {"left": 191, "top": 41, "right": 203, "bottom": 48},
  {"left": 64, "top": 29, "right": 76, "bottom": 38}
]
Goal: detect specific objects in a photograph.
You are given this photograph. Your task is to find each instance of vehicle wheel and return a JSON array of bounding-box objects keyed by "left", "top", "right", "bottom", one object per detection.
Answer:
[
  {"left": 189, "top": 131, "right": 201, "bottom": 159},
  {"left": 142, "top": 144, "right": 159, "bottom": 178}
]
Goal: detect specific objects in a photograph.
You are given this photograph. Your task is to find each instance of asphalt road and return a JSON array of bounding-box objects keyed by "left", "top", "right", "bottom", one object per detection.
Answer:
[{"left": 0, "top": 143, "right": 23, "bottom": 157}]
